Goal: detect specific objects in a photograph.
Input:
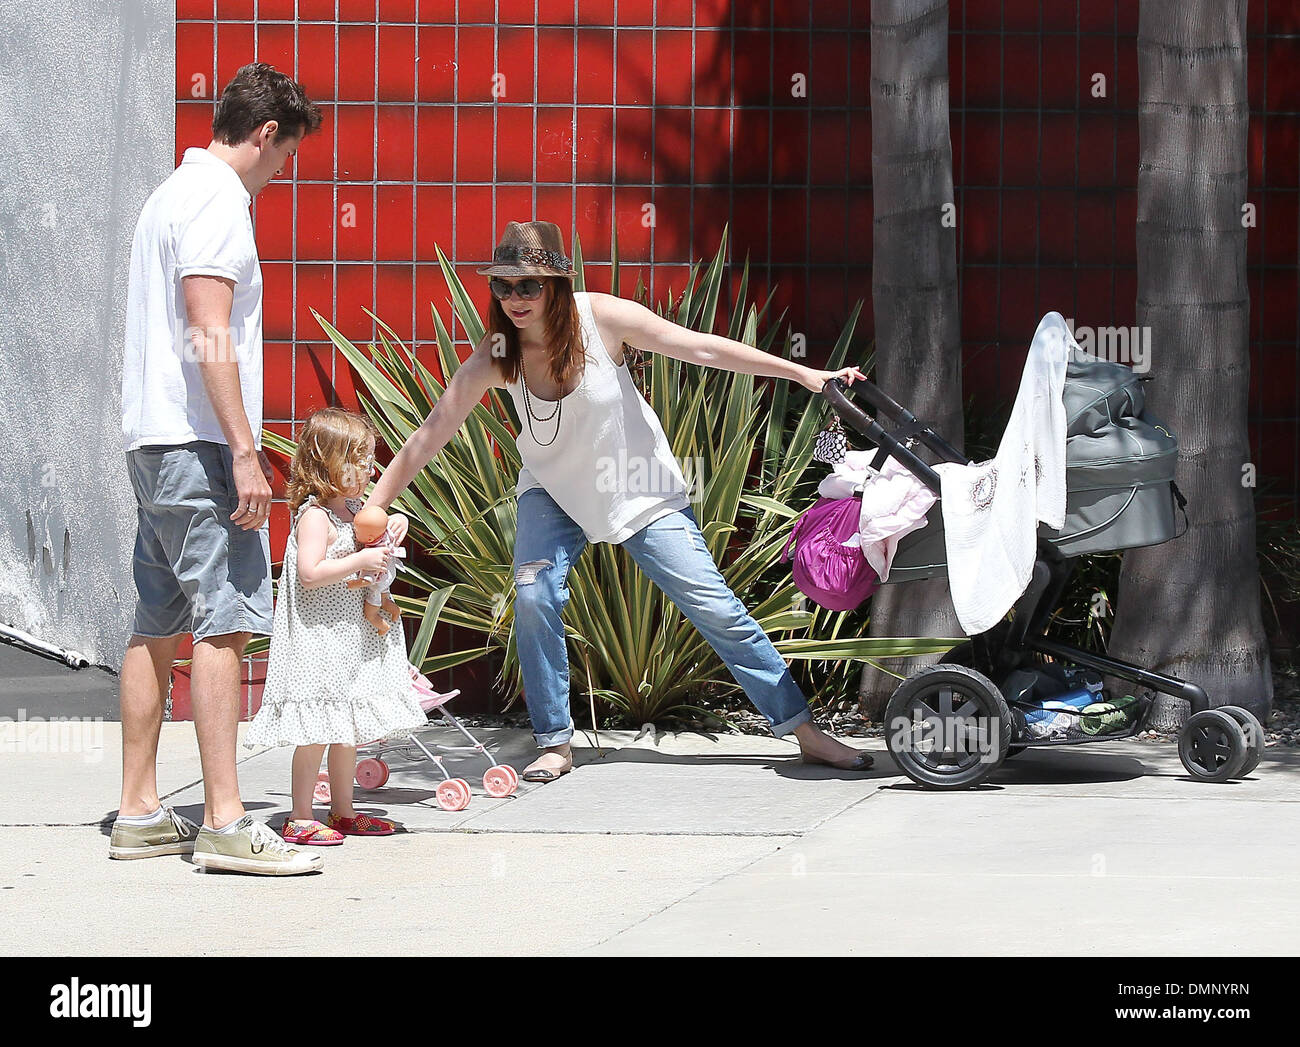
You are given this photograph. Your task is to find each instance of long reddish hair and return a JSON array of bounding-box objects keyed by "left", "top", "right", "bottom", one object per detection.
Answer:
[
  {"left": 286, "top": 408, "right": 377, "bottom": 515},
  {"left": 487, "top": 278, "right": 585, "bottom": 388}
]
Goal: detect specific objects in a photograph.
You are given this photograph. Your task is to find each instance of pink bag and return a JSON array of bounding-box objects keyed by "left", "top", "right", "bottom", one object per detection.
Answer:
[{"left": 780, "top": 496, "right": 880, "bottom": 611}]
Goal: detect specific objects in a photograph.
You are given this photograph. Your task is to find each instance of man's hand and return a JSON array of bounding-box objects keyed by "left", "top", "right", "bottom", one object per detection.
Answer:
[{"left": 230, "top": 449, "right": 272, "bottom": 530}]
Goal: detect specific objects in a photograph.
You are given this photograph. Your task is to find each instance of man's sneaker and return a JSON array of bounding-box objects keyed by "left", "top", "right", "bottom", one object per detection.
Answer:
[
  {"left": 192, "top": 815, "right": 324, "bottom": 876},
  {"left": 109, "top": 806, "right": 201, "bottom": 860}
]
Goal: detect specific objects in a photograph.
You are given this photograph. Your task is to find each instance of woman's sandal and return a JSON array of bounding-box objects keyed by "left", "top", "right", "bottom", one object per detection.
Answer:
[
  {"left": 521, "top": 750, "right": 573, "bottom": 783},
  {"left": 327, "top": 812, "right": 397, "bottom": 836},
  {"left": 281, "top": 818, "right": 345, "bottom": 846},
  {"left": 801, "top": 749, "right": 875, "bottom": 771}
]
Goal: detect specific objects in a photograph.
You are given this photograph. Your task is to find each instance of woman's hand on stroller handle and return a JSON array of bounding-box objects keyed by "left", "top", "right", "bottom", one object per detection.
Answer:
[{"left": 803, "top": 364, "right": 867, "bottom": 393}]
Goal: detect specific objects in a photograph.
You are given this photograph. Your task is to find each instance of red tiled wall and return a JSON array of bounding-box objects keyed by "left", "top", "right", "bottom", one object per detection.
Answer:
[
  {"left": 174, "top": 1, "right": 1299, "bottom": 715},
  {"left": 948, "top": 1, "right": 1298, "bottom": 504}
]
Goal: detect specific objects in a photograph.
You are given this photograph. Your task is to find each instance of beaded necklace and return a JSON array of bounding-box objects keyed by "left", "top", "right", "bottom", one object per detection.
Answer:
[{"left": 518, "top": 353, "right": 563, "bottom": 447}]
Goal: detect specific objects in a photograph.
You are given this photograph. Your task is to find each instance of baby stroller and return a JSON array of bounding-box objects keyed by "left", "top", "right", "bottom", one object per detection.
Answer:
[{"left": 817, "top": 353, "right": 1266, "bottom": 790}]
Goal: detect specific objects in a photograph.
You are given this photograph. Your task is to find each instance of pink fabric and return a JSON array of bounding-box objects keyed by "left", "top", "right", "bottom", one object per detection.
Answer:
[
  {"left": 815, "top": 451, "right": 937, "bottom": 583},
  {"left": 781, "top": 496, "right": 880, "bottom": 611}
]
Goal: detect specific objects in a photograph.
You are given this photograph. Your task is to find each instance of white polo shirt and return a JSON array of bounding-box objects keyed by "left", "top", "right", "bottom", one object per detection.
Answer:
[{"left": 121, "top": 148, "right": 264, "bottom": 452}]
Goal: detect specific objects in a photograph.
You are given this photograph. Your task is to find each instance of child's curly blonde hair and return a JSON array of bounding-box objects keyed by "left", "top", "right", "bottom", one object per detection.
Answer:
[{"left": 286, "top": 408, "right": 379, "bottom": 516}]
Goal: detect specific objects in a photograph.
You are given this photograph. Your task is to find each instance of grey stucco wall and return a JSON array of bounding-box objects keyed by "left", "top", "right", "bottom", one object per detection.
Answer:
[{"left": 0, "top": 1, "right": 174, "bottom": 668}]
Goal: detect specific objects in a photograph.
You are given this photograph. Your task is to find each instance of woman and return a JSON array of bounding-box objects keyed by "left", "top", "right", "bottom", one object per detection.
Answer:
[{"left": 366, "top": 221, "right": 871, "bottom": 782}]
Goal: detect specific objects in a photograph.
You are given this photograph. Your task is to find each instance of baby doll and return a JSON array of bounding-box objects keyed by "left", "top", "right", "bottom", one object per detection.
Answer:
[{"left": 347, "top": 505, "right": 405, "bottom": 635}]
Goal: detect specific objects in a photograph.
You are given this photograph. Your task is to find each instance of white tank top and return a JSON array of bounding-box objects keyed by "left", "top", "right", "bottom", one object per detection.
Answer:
[{"left": 504, "top": 292, "right": 691, "bottom": 544}]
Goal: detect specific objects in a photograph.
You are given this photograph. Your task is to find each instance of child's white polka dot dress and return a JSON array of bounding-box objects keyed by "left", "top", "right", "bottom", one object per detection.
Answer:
[{"left": 245, "top": 497, "right": 427, "bottom": 748}]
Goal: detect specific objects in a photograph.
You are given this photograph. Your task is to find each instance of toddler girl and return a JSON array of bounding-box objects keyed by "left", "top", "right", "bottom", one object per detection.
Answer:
[{"left": 245, "top": 407, "right": 427, "bottom": 843}]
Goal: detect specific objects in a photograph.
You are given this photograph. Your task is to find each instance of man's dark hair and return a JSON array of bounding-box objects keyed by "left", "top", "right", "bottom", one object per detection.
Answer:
[{"left": 211, "top": 63, "right": 322, "bottom": 146}]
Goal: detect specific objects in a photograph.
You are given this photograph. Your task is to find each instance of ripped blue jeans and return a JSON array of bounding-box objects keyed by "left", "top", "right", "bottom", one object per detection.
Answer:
[{"left": 512, "top": 486, "right": 812, "bottom": 747}]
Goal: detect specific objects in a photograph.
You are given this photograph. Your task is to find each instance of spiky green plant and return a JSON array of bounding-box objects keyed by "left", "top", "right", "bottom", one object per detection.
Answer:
[{"left": 263, "top": 231, "right": 959, "bottom": 725}]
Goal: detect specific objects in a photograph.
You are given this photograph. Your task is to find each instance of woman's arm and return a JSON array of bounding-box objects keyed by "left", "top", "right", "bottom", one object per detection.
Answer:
[
  {"left": 588, "top": 292, "right": 866, "bottom": 392},
  {"left": 296, "top": 506, "right": 392, "bottom": 588},
  {"left": 365, "top": 338, "right": 503, "bottom": 511}
]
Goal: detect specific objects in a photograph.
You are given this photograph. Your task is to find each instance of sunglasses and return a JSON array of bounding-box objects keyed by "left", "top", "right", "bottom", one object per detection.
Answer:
[{"left": 489, "top": 277, "right": 546, "bottom": 302}]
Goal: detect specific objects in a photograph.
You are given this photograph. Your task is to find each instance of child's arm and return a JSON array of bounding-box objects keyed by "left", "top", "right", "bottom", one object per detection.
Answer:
[{"left": 296, "top": 506, "right": 393, "bottom": 589}]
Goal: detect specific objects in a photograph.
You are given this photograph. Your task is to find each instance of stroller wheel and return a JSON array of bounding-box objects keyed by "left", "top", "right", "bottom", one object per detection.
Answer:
[
  {"left": 355, "top": 758, "right": 390, "bottom": 790},
  {"left": 313, "top": 772, "right": 332, "bottom": 805},
  {"left": 884, "top": 664, "right": 1011, "bottom": 789},
  {"left": 1178, "top": 710, "right": 1248, "bottom": 782},
  {"left": 436, "top": 778, "right": 472, "bottom": 811},
  {"left": 483, "top": 765, "right": 518, "bottom": 798},
  {"left": 1216, "top": 706, "right": 1265, "bottom": 778}
]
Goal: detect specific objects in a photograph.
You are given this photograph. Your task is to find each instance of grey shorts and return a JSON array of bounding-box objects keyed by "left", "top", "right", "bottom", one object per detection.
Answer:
[{"left": 126, "top": 441, "right": 273, "bottom": 642}]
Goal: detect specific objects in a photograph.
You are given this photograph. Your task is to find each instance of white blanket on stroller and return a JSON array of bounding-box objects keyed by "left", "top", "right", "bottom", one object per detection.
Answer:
[
  {"left": 816, "top": 450, "right": 937, "bottom": 582},
  {"left": 935, "top": 312, "right": 1074, "bottom": 635}
]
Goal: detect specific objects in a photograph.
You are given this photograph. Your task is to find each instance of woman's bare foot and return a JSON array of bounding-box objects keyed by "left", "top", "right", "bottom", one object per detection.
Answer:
[
  {"left": 792, "top": 724, "right": 874, "bottom": 770},
  {"left": 522, "top": 744, "right": 573, "bottom": 783}
]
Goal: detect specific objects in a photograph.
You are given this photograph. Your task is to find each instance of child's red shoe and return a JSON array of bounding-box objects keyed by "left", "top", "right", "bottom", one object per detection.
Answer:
[
  {"left": 327, "top": 812, "right": 397, "bottom": 836},
  {"left": 281, "top": 818, "right": 345, "bottom": 846}
]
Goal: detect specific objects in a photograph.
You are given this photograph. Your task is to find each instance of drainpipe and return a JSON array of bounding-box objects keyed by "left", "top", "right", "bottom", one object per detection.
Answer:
[{"left": 0, "top": 623, "right": 90, "bottom": 669}]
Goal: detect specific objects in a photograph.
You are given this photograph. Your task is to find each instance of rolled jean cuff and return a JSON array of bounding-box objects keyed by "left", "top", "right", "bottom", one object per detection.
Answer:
[
  {"left": 533, "top": 720, "right": 576, "bottom": 748},
  {"left": 770, "top": 706, "right": 812, "bottom": 738}
]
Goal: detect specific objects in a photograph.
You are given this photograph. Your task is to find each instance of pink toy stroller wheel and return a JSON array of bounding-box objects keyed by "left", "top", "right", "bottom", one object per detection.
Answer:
[
  {"left": 435, "top": 778, "right": 471, "bottom": 811},
  {"left": 502, "top": 764, "right": 520, "bottom": 789},
  {"left": 313, "top": 772, "right": 332, "bottom": 805},
  {"left": 483, "top": 765, "right": 518, "bottom": 798},
  {"left": 355, "top": 758, "right": 389, "bottom": 790}
]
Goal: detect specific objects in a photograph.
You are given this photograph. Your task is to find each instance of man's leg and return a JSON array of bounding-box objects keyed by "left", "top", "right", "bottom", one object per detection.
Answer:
[
  {"left": 120, "top": 447, "right": 193, "bottom": 821},
  {"left": 118, "top": 633, "right": 183, "bottom": 817},
  {"left": 190, "top": 631, "right": 251, "bottom": 830}
]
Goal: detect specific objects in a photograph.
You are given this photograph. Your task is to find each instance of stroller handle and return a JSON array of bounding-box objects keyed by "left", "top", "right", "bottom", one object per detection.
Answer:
[{"left": 819, "top": 377, "right": 968, "bottom": 494}]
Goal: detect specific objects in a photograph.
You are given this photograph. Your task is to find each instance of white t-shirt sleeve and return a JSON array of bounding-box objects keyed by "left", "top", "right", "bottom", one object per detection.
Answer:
[{"left": 174, "top": 189, "right": 255, "bottom": 282}]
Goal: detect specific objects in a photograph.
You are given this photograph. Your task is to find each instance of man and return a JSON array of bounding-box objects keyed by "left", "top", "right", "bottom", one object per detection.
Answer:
[{"left": 111, "top": 64, "right": 323, "bottom": 875}]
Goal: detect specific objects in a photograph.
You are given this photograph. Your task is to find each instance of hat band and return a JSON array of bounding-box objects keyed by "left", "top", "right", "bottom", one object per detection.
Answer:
[{"left": 494, "top": 244, "right": 572, "bottom": 271}]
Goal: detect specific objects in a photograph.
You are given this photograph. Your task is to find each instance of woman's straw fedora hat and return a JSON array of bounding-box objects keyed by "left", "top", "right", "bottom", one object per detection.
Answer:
[{"left": 476, "top": 220, "right": 577, "bottom": 279}]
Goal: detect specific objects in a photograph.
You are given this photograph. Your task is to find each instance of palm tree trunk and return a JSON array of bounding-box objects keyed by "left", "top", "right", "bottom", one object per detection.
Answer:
[
  {"left": 1108, "top": 0, "right": 1271, "bottom": 724},
  {"left": 858, "top": 0, "right": 964, "bottom": 716}
]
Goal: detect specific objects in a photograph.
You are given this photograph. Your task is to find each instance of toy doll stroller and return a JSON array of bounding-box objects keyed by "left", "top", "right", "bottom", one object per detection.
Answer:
[
  {"left": 313, "top": 664, "right": 520, "bottom": 811},
  {"left": 815, "top": 352, "right": 1267, "bottom": 790}
]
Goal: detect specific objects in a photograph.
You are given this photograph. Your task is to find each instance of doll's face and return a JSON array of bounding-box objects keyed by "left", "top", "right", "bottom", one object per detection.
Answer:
[
  {"left": 352, "top": 504, "right": 389, "bottom": 543},
  {"left": 340, "top": 437, "right": 376, "bottom": 497}
]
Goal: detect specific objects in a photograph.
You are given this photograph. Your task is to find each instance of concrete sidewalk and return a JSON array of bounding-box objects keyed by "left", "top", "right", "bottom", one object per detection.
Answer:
[{"left": 2, "top": 710, "right": 1297, "bottom": 955}]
